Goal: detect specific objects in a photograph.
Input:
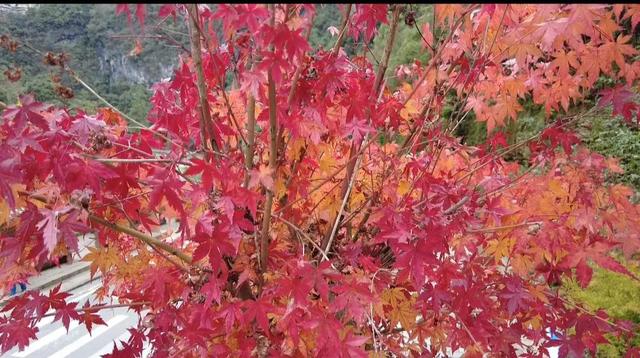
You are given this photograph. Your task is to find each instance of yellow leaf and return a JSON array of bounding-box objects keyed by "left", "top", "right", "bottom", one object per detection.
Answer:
[
  {"left": 83, "top": 246, "right": 121, "bottom": 277},
  {"left": 319, "top": 154, "right": 333, "bottom": 174},
  {"left": 435, "top": 4, "right": 464, "bottom": 25},
  {"left": 351, "top": 190, "right": 366, "bottom": 208},
  {"left": 400, "top": 98, "right": 418, "bottom": 121},
  {"left": 289, "top": 138, "right": 306, "bottom": 161},
  {"left": 0, "top": 199, "right": 9, "bottom": 225},
  {"left": 511, "top": 253, "right": 535, "bottom": 276},
  {"left": 382, "top": 287, "right": 406, "bottom": 308},
  {"left": 397, "top": 180, "right": 411, "bottom": 196},
  {"left": 390, "top": 301, "right": 417, "bottom": 331},
  {"left": 485, "top": 237, "right": 515, "bottom": 262},
  {"left": 274, "top": 177, "right": 286, "bottom": 200},
  {"left": 384, "top": 288, "right": 417, "bottom": 331}
]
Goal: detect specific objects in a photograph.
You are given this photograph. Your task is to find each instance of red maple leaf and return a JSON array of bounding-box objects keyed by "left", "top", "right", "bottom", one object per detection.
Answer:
[
  {"left": 541, "top": 124, "right": 580, "bottom": 154},
  {"left": 575, "top": 258, "right": 593, "bottom": 289},
  {"left": 2, "top": 94, "right": 50, "bottom": 133},
  {"left": 54, "top": 302, "right": 80, "bottom": 332},
  {"left": 0, "top": 319, "right": 38, "bottom": 353},
  {"left": 598, "top": 85, "right": 639, "bottom": 124},
  {"left": 212, "top": 4, "right": 269, "bottom": 34},
  {"left": 501, "top": 278, "right": 532, "bottom": 315},
  {"left": 36, "top": 208, "right": 60, "bottom": 255},
  {"left": 262, "top": 23, "right": 310, "bottom": 61},
  {"left": 350, "top": 4, "right": 389, "bottom": 43},
  {"left": 69, "top": 114, "right": 106, "bottom": 145},
  {"left": 147, "top": 170, "right": 185, "bottom": 215},
  {"left": 78, "top": 301, "right": 107, "bottom": 335},
  {"left": 243, "top": 297, "right": 274, "bottom": 333}
]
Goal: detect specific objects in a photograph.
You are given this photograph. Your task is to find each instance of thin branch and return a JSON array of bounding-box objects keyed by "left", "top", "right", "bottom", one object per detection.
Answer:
[
  {"left": 41, "top": 301, "right": 151, "bottom": 318},
  {"left": 442, "top": 195, "right": 470, "bottom": 215},
  {"left": 466, "top": 221, "right": 543, "bottom": 233},
  {"left": 68, "top": 72, "right": 174, "bottom": 145},
  {"left": 401, "top": 5, "right": 478, "bottom": 107},
  {"left": 373, "top": 5, "right": 402, "bottom": 98},
  {"left": 258, "top": 5, "right": 279, "bottom": 272},
  {"left": 217, "top": 72, "right": 248, "bottom": 147},
  {"left": 454, "top": 110, "right": 590, "bottom": 184},
  {"left": 322, "top": 150, "right": 364, "bottom": 259},
  {"left": 89, "top": 157, "right": 190, "bottom": 165},
  {"left": 187, "top": 4, "right": 216, "bottom": 156},
  {"left": 243, "top": 92, "right": 256, "bottom": 188},
  {"left": 19, "top": 191, "right": 193, "bottom": 264},
  {"left": 268, "top": 212, "right": 333, "bottom": 264},
  {"left": 332, "top": 4, "right": 353, "bottom": 56},
  {"left": 547, "top": 292, "right": 638, "bottom": 336},
  {"left": 322, "top": 5, "right": 402, "bottom": 250},
  {"left": 276, "top": 10, "right": 316, "bottom": 164},
  {"left": 274, "top": 122, "right": 377, "bottom": 215},
  {"left": 455, "top": 312, "right": 487, "bottom": 356},
  {"left": 88, "top": 215, "right": 193, "bottom": 264}
]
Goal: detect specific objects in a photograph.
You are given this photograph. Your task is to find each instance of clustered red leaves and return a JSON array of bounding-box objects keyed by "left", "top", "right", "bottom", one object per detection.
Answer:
[{"left": 1, "top": 4, "right": 640, "bottom": 358}]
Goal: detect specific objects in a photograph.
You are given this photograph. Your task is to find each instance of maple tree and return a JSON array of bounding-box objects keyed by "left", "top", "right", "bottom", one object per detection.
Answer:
[{"left": 1, "top": 3, "right": 640, "bottom": 357}]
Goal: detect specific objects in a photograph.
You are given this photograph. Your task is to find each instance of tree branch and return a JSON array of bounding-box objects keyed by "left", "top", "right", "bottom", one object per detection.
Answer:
[
  {"left": 258, "top": 5, "right": 279, "bottom": 272},
  {"left": 187, "top": 4, "right": 216, "bottom": 156},
  {"left": 243, "top": 94, "right": 256, "bottom": 188},
  {"left": 88, "top": 215, "right": 193, "bottom": 264},
  {"left": 332, "top": 4, "right": 353, "bottom": 56},
  {"left": 276, "top": 10, "right": 316, "bottom": 172},
  {"left": 41, "top": 301, "right": 151, "bottom": 318},
  {"left": 321, "top": 5, "right": 402, "bottom": 254},
  {"left": 19, "top": 191, "right": 193, "bottom": 265},
  {"left": 322, "top": 151, "right": 364, "bottom": 259}
]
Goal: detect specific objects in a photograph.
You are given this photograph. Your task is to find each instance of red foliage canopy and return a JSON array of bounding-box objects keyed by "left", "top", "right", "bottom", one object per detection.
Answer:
[{"left": 1, "top": 4, "right": 640, "bottom": 357}]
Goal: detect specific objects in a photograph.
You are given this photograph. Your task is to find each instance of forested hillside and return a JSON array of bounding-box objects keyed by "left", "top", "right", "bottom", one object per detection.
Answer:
[
  {"left": 0, "top": 4, "right": 351, "bottom": 122},
  {"left": 0, "top": 4, "right": 183, "bottom": 120}
]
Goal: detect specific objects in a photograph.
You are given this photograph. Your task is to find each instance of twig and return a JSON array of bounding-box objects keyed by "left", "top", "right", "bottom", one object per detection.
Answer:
[
  {"left": 401, "top": 5, "right": 478, "bottom": 107},
  {"left": 41, "top": 301, "right": 151, "bottom": 318},
  {"left": 218, "top": 80, "right": 248, "bottom": 147},
  {"left": 546, "top": 291, "right": 638, "bottom": 336},
  {"left": 332, "top": 4, "right": 353, "bottom": 56},
  {"left": 442, "top": 195, "right": 470, "bottom": 215},
  {"left": 276, "top": 10, "right": 316, "bottom": 167},
  {"left": 455, "top": 312, "right": 487, "bottom": 356},
  {"left": 322, "top": 150, "right": 364, "bottom": 259},
  {"left": 268, "top": 212, "right": 334, "bottom": 264},
  {"left": 89, "top": 157, "right": 190, "bottom": 165},
  {"left": 466, "top": 221, "right": 543, "bottom": 233}
]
